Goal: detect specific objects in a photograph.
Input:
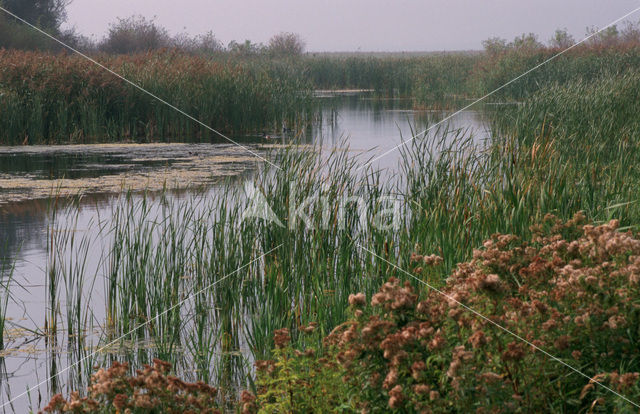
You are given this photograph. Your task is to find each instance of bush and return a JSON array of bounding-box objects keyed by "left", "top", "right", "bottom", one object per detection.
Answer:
[
  {"left": 255, "top": 214, "right": 640, "bottom": 412},
  {"left": 250, "top": 325, "right": 355, "bottom": 413},
  {"left": 41, "top": 359, "right": 221, "bottom": 413},
  {"left": 172, "top": 31, "right": 224, "bottom": 55},
  {"left": 549, "top": 28, "right": 575, "bottom": 49},
  {"left": 99, "top": 16, "right": 171, "bottom": 54},
  {"left": 267, "top": 32, "right": 305, "bottom": 57}
]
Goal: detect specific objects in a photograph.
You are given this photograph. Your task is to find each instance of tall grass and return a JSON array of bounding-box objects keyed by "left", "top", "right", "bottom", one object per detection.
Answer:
[
  {"left": 95, "top": 145, "right": 396, "bottom": 377},
  {"left": 494, "top": 70, "right": 640, "bottom": 145},
  {"left": 397, "top": 73, "right": 640, "bottom": 276},
  {"left": 300, "top": 43, "right": 640, "bottom": 106},
  {"left": 41, "top": 102, "right": 638, "bottom": 405},
  {"left": 473, "top": 43, "right": 640, "bottom": 100},
  {"left": 3, "top": 44, "right": 639, "bottom": 146},
  {"left": 0, "top": 258, "right": 12, "bottom": 351},
  {"left": 301, "top": 55, "right": 426, "bottom": 95},
  {"left": 0, "top": 50, "right": 312, "bottom": 145},
  {"left": 490, "top": 71, "right": 640, "bottom": 227}
]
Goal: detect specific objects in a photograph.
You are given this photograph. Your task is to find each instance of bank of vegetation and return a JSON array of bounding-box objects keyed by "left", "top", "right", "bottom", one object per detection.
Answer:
[{"left": 0, "top": 50, "right": 312, "bottom": 144}]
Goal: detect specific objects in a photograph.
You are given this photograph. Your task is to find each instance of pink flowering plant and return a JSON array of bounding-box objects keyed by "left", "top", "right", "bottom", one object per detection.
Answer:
[
  {"left": 41, "top": 359, "right": 221, "bottom": 414},
  {"left": 251, "top": 214, "right": 639, "bottom": 412},
  {"left": 320, "top": 213, "right": 640, "bottom": 412}
]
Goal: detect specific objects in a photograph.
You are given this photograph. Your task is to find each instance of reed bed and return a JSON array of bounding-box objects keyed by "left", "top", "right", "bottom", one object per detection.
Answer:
[
  {"left": 0, "top": 50, "right": 312, "bottom": 145},
  {"left": 471, "top": 45, "right": 640, "bottom": 100},
  {"left": 494, "top": 70, "right": 640, "bottom": 145},
  {"left": 300, "top": 44, "right": 640, "bottom": 107},
  {"left": 301, "top": 55, "right": 432, "bottom": 95},
  {"left": 489, "top": 71, "right": 640, "bottom": 229},
  {"left": 35, "top": 146, "right": 401, "bottom": 403},
  {"left": 3, "top": 44, "right": 639, "bottom": 146}
]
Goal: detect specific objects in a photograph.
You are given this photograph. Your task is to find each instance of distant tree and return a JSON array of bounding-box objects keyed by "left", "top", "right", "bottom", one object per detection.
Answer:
[
  {"left": 621, "top": 20, "right": 640, "bottom": 44},
  {"left": 549, "top": 28, "right": 575, "bottom": 49},
  {"left": 144, "top": 31, "right": 224, "bottom": 54},
  {"left": 481, "top": 36, "right": 508, "bottom": 56},
  {"left": 61, "top": 28, "right": 97, "bottom": 52},
  {"left": 1, "top": 0, "right": 70, "bottom": 30},
  {"left": 99, "top": 15, "right": 171, "bottom": 54},
  {"left": 173, "top": 30, "right": 223, "bottom": 54},
  {"left": 0, "top": 0, "right": 74, "bottom": 50},
  {"left": 192, "top": 31, "right": 223, "bottom": 54},
  {"left": 586, "top": 25, "right": 620, "bottom": 46},
  {"left": 510, "top": 33, "right": 543, "bottom": 50},
  {"left": 0, "top": 14, "right": 47, "bottom": 49},
  {"left": 171, "top": 31, "right": 192, "bottom": 49},
  {"left": 1, "top": 0, "right": 81, "bottom": 51},
  {"left": 600, "top": 25, "right": 620, "bottom": 45},
  {"left": 228, "top": 39, "right": 264, "bottom": 55},
  {"left": 267, "top": 32, "right": 305, "bottom": 56}
]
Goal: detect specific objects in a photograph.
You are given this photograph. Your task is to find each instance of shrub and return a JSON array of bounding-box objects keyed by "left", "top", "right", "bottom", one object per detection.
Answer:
[
  {"left": 172, "top": 31, "right": 224, "bottom": 55},
  {"left": 227, "top": 39, "right": 265, "bottom": 56},
  {"left": 41, "top": 359, "right": 221, "bottom": 413},
  {"left": 549, "top": 28, "right": 575, "bottom": 49},
  {"left": 267, "top": 32, "right": 305, "bottom": 57},
  {"left": 99, "top": 16, "right": 171, "bottom": 54},
  {"left": 250, "top": 325, "right": 355, "bottom": 413},
  {"left": 256, "top": 214, "right": 640, "bottom": 412}
]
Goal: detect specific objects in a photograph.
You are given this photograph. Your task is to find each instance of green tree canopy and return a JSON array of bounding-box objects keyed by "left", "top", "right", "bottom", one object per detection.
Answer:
[{"left": 1, "top": 0, "right": 70, "bottom": 30}]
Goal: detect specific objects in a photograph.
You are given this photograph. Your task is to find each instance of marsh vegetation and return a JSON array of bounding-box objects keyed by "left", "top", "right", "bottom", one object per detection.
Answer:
[{"left": 1, "top": 8, "right": 640, "bottom": 412}]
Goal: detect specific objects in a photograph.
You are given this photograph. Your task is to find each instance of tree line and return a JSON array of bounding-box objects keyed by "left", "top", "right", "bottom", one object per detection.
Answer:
[
  {"left": 482, "top": 23, "right": 640, "bottom": 55},
  {"left": 0, "top": 1, "right": 305, "bottom": 56}
]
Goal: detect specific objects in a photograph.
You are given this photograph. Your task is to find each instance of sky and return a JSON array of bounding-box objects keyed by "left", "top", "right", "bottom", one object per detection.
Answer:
[{"left": 63, "top": 0, "right": 640, "bottom": 52}]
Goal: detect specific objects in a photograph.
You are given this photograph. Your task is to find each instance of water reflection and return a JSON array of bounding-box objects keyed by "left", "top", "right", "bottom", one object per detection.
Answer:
[
  {"left": 307, "top": 93, "right": 489, "bottom": 171},
  {"left": 0, "top": 199, "right": 50, "bottom": 273}
]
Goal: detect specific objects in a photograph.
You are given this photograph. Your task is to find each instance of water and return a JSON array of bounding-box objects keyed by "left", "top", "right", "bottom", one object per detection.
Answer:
[
  {"left": 0, "top": 93, "right": 490, "bottom": 412},
  {"left": 310, "top": 92, "right": 490, "bottom": 171},
  {"left": 0, "top": 143, "right": 261, "bottom": 205}
]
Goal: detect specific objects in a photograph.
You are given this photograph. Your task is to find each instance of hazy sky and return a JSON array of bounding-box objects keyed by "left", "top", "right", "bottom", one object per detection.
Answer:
[{"left": 63, "top": 0, "right": 640, "bottom": 52}]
